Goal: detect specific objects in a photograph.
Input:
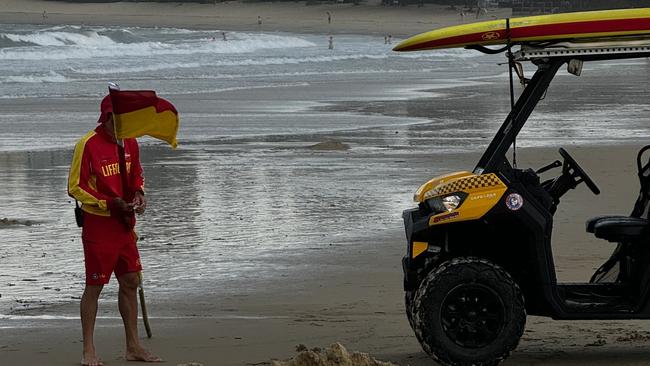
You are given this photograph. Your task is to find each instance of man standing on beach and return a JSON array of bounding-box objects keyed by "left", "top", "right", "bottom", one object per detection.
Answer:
[{"left": 68, "top": 95, "right": 162, "bottom": 366}]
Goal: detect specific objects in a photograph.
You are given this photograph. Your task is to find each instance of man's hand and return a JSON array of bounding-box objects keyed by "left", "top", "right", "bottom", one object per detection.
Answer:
[
  {"left": 132, "top": 191, "right": 146, "bottom": 215},
  {"left": 112, "top": 197, "right": 133, "bottom": 213},
  {"left": 109, "top": 197, "right": 136, "bottom": 230}
]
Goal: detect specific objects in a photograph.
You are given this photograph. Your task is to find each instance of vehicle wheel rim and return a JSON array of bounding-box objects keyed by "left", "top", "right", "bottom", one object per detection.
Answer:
[{"left": 440, "top": 283, "right": 505, "bottom": 349}]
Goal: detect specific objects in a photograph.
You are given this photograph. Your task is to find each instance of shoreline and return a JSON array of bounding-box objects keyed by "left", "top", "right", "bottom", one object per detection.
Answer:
[{"left": 1, "top": 0, "right": 512, "bottom": 37}]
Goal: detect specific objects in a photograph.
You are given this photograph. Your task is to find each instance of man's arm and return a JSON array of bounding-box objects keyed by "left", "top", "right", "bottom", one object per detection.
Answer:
[{"left": 68, "top": 133, "right": 121, "bottom": 213}]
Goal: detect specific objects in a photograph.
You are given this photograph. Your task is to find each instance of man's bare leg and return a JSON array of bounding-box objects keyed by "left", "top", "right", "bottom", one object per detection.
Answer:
[
  {"left": 81, "top": 284, "right": 104, "bottom": 366},
  {"left": 117, "top": 272, "right": 162, "bottom": 362}
]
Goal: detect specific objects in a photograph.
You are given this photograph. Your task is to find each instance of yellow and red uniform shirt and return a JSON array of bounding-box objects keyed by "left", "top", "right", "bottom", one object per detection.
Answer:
[{"left": 68, "top": 125, "right": 144, "bottom": 218}]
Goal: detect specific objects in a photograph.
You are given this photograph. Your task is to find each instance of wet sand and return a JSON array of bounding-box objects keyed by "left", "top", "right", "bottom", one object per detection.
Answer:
[
  {"left": 2, "top": 143, "right": 650, "bottom": 365},
  {"left": 2, "top": 1, "right": 650, "bottom": 365}
]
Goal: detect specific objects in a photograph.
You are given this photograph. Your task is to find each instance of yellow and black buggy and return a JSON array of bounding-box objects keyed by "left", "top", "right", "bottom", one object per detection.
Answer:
[{"left": 394, "top": 24, "right": 650, "bottom": 366}]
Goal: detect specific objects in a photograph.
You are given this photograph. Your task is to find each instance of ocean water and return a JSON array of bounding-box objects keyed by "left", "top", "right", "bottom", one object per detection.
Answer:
[{"left": 1, "top": 24, "right": 649, "bottom": 319}]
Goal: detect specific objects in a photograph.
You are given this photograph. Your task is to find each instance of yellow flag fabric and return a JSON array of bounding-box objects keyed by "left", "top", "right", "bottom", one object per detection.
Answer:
[
  {"left": 109, "top": 90, "right": 179, "bottom": 148},
  {"left": 114, "top": 106, "right": 179, "bottom": 148}
]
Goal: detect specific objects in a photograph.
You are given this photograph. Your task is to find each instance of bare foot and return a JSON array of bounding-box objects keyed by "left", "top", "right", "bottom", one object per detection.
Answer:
[
  {"left": 81, "top": 353, "right": 104, "bottom": 366},
  {"left": 125, "top": 346, "right": 163, "bottom": 362}
]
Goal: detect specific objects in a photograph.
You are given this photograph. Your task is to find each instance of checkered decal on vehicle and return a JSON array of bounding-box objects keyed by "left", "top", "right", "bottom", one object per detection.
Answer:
[{"left": 428, "top": 173, "right": 504, "bottom": 197}]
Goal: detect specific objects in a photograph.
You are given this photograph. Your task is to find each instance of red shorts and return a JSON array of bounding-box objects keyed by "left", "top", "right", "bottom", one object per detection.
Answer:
[{"left": 82, "top": 213, "right": 142, "bottom": 285}]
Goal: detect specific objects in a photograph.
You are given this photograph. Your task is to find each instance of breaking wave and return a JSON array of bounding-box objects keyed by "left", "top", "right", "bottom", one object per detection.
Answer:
[
  {"left": 0, "top": 28, "right": 316, "bottom": 60},
  {"left": 2, "top": 71, "right": 69, "bottom": 83},
  {"left": 1, "top": 30, "right": 116, "bottom": 47}
]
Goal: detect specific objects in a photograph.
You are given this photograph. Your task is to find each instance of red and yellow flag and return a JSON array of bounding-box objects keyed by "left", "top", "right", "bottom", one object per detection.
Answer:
[{"left": 109, "top": 89, "right": 179, "bottom": 148}]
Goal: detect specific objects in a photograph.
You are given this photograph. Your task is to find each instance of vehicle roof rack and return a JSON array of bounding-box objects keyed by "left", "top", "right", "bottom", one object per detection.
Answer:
[{"left": 513, "top": 39, "right": 650, "bottom": 61}]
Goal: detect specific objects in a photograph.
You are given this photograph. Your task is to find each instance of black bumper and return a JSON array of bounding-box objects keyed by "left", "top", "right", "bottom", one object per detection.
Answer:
[{"left": 402, "top": 207, "right": 432, "bottom": 291}]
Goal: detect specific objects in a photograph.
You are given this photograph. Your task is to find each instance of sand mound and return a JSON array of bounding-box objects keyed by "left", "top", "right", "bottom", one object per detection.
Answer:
[
  {"left": 271, "top": 343, "right": 397, "bottom": 366},
  {"left": 616, "top": 331, "right": 650, "bottom": 342},
  {"left": 308, "top": 140, "right": 350, "bottom": 151},
  {"left": 0, "top": 218, "right": 36, "bottom": 227}
]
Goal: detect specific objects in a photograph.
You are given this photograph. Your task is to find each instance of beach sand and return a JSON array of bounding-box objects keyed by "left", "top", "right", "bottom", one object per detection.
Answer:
[
  {"left": 2, "top": 1, "right": 650, "bottom": 366},
  {"left": 1, "top": 0, "right": 512, "bottom": 37},
  {"left": 2, "top": 144, "right": 649, "bottom": 366}
]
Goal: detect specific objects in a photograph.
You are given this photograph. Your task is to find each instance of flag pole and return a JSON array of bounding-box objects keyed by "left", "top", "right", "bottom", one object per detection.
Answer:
[
  {"left": 108, "top": 83, "right": 130, "bottom": 198},
  {"left": 108, "top": 83, "right": 153, "bottom": 338}
]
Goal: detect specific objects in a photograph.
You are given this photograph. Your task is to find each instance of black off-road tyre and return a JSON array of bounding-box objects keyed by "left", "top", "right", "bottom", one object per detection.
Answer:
[
  {"left": 412, "top": 257, "right": 526, "bottom": 366},
  {"left": 405, "top": 290, "right": 416, "bottom": 330}
]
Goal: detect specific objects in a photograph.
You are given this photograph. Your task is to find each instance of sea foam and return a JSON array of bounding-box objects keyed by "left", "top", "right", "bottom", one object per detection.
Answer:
[
  {"left": 0, "top": 29, "right": 315, "bottom": 60},
  {"left": 2, "top": 71, "right": 69, "bottom": 83},
  {"left": 2, "top": 30, "right": 115, "bottom": 47}
]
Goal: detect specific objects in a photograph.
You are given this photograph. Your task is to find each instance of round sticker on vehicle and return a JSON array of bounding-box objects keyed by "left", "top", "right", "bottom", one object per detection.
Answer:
[{"left": 505, "top": 193, "right": 524, "bottom": 211}]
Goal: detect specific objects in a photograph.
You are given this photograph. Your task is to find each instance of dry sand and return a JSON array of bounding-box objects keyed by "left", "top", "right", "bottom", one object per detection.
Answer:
[
  {"left": 2, "top": 1, "right": 650, "bottom": 366},
  {"left": 271, "top": 343, "right": 397, "bottom": 366},
  {"left": 0, "top": 0, "right": 511, "bottom": 37}
]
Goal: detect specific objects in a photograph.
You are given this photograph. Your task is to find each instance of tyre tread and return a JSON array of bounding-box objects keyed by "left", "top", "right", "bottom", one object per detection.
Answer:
[{"left": 412, "top": 257, "right": 526, "bottom": 366}]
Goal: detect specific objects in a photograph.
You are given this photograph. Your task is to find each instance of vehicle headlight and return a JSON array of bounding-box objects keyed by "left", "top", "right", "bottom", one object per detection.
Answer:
[
  {"left": 442, "top": 195, "right": 462, "bottom": 212},
  {"left": 424, "top": 192, "right": 467, "bottom": 214}
]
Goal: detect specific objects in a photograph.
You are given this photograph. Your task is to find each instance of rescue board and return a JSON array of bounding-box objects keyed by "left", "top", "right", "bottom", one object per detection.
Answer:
[{"left": 393, "top": 8, "right": 650, "bottom": 52}]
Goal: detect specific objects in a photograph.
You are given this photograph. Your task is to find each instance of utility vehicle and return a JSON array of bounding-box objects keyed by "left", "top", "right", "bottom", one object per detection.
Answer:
[{"left": 399, "top": 40, "right": 650, "bottom": 365}]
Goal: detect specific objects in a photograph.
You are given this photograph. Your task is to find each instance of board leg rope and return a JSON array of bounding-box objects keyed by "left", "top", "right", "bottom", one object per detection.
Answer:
[{"left": 137, "top": 271, "right": 152, "bottom": 338}]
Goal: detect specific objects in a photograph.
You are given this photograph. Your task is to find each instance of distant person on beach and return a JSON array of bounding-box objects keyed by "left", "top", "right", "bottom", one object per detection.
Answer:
[
  {"left": 68, "top": 96, "right": 161, "bottom": 366},
  {"left": 222, "top": 31, "right": 227, "bottom": 41},
  {"left": 476, "top": 4, "right": 488, "bottom": 18},
  {"left": 328, "top": 35, "right": 334, "bottom": 50},
  {"left": 258, "top": 15, "right": 262, "bottom": 25},
  {"left": 387, "top": 34, "right": 392, "bottom": 44},
  {"left": 326, "top": 11, "right": 332, "bottom": 24}
]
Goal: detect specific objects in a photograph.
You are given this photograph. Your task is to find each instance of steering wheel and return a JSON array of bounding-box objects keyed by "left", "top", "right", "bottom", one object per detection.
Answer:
[{"left": 559, "top": 148, "right": 600, "bottom": 195}]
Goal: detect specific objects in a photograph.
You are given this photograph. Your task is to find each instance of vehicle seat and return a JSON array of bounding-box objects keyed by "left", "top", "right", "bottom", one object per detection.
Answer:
[
  {"left": 587, "top": 145, "right": 650, "bottom": 242},
  {"left": 592, "top": 217, "right": 649, "bottom": 242},
  {"left": 587, "top": 215, "right": 623, "bottom": 233}
]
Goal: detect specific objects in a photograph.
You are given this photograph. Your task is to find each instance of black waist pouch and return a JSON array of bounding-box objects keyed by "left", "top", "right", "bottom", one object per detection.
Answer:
[{"left": 75, "top": 201, "right": 84, "bottom": 227}]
